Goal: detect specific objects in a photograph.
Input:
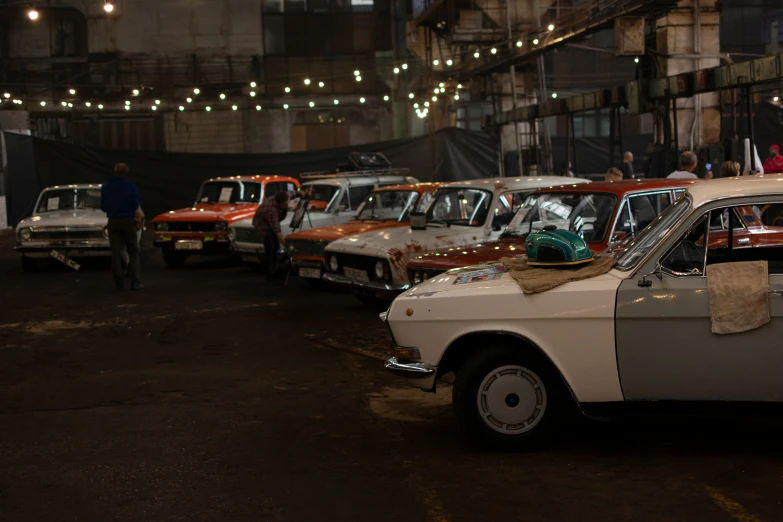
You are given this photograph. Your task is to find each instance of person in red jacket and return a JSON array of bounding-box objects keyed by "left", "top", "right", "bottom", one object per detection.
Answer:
[{"left": 763, "top": 145, "right": 783, "bottom": 174}]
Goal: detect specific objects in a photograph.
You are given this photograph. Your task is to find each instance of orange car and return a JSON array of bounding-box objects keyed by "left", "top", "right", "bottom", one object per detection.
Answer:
[
  {"left": 153, "top": 175, "right": 299, "bottom": 267},
  {"left": 287, "top": 183, "right": 442, "bottom": 280}
]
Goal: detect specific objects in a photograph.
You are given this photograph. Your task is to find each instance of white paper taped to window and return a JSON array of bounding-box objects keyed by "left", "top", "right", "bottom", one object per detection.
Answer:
[
  {"left": 218, "top": 187, "right": 233, "bottom": 202},
  {"left": 47, "top": 197, "right": 60, "bottom": 211}
]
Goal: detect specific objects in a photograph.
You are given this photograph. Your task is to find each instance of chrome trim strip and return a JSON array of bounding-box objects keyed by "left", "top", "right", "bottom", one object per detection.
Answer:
[
  {"left": 384, "top": 357, "right": 436, "bottom": 377},
  {"left": 323, "top": 272, "right": 410, "bottom": 292}
]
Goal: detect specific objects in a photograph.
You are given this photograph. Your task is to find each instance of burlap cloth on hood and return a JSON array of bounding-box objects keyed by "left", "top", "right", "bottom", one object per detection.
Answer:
[
  {"left": 706, "top": 260, "right": 770, "bottom": 335},
  {"left": 501, "top": 255, "right": 617, "bottom": 294}
]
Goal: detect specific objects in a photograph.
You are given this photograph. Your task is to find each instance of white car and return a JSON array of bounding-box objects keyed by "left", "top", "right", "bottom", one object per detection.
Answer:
[
  {"left": 383, "top": 175, "right": 783, "bottom": 449},
  {"left": 230, "top": 172, "right": 417, "bottom": 267},
  {"left": 15, "top": 184, "right": 109, "bottom": 271},
  {"left": 322, "top": 177, "right": 590, "bottom": 299}
]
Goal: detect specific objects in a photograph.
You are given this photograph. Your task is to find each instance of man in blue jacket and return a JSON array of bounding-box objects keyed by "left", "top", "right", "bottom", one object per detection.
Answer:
[{"left": 101, "top": 163, "right": 143, "bottom": 290}]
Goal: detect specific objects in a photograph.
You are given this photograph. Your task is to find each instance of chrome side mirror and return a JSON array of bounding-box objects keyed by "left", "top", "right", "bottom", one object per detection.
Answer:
[{"left": 638, "top": 262, "right": 663, "bottom": 287}]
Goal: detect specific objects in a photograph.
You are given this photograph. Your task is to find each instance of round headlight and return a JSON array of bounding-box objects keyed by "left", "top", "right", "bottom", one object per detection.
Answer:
[
  {"left": 103, "top": 226, "right": 109, "bottom": 238},
  {"left": 329, "top": 255, "right": 339, "bottom": 272},
  {"left": 413, "top": 272, "right": 422, "bottom": 285},
  {"left": 374, "top": 260, "right": 385, "bottom": 279},
  {"left": 19, "top": 228, "right": 31, "bottom": 241},
  {"left": 156, "top": 222, "right": 169, "bottom": 232},
  {"left": 228, "top": 227, "right": 237, "bottom": 241}
]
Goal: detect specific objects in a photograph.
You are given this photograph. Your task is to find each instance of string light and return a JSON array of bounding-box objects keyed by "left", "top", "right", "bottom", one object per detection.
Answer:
[
  {"left": 232, "top": 105, "right": 238, "bottom": 111},
  {"left": 454, "top": 94, "right": 459, "bottom": 101},
  {"left": 3, "top": 93, "right": 10, "bottom": 98},
  {"left": 354, "top": 70, "right": 360, "bottom": 76},
  {"left": 432, "top": 96, "right": 437, "bottom": 102},
  {"left": 104, "top": 2, "right": 114, "bottom": 13},
  {"left": 439, "top": 87, "right": 445, "bottom": 93},
  {"left": 40, "top": 101, "right": 46, "bottom": 106},
  {"left": 219, "top": 93, "right": 226, "bottom": 100},
  {"left": 179, "top": 106, "right": 185, "bottom": 111},
  {"left": 401, "top": 63, "right": 408, "bottom": 70},
  {"left": 250, "top": 81, "right": 257, "bottom": 88},
  {"left": 124, "top": 105, "right": 130, "bottom": 111},
  {"left": 356, "top": 76, "right": 362, "bottom": 82},
  {"left": 457, "top": 84, "right": 463, "bottom": 89},
  {"left": 206, "top": 106, "right": 211, "bottom": 111},
  {"left": 409, "top": 93, "right": 414, "bottom": 99},
  {"left": 533, "top": 38, "right": 539, "bottom": 45},
  {"left": 285, "top": 87, "right": 291, "bottom": 93},
  {"left": 193, "top": 88, "right": 200, "bottom": 95},
  {"left": 132, "top": 89, "right": 140, "bottom": 95},
  {"left": 474, "top": 51, "right": 480, "bottom": 58},
  {"left": 424, "top": 101, "right": 429, "bottom": 107},
  {"left": 516, "top": 41, "right": 523, "bottom": 48},
  {"left": 186, "top": 97, "right": 193, "bottom": 103},
  {"left": 551, "top": 92, "right": 558, "bottom": 98},
  {"left": 439, "top": 82, "right": 444, "bottom": 88},
  {"left": 433, "top": 59, "right": 439, "bottom": 66},
  {"left": 283, "top": 104, "right": 289, "bottom": 109},
  {"left": 393, "top": 67, "right": 400, "bottom": 74},
  {"left": 634, "top": 57, "right": 640, "bottom": 63},
  {"left": 98, "top": 104, "right": 104, "bottom": 110},
  {"left": 360, "top": 97, "right": 365, "bottom": 103},
  {"left": 413, "top": 103, "right": 419, "bottom": 108},
  {"left": 152, "top": 105, "right": 157, "bottom": 111},
  {"left": 304, "top": 78, "right": 311, "bottom": 85},
  {"left": 250, "top": 91, "right": 256, "bottom": 97},
  {"left": 383, "top": 95, "right": 389, "bottom": 101},
  {"left": 433, "top": 88, "right": 439, "bottom": 94},
  {"left": 27, "top": 9, "right": 39, "bottom": 21},
  {"left": 256, "top": 105, "right": 262, "bottom": 110},
  {"left": 85, "top": 102, "right": 92, "bottom": 107},
  {"left": 155, "top": 99, "right": 161, "bottom": 105},
  {"left": 309, "top": 101, "right": 315, "bottom": 107},
  {"left": 69, "top": 89, "right": 76, "bottom": 95},
  {"left": 446, "top": 59, "right": 453, "bottom": 66},
  {"left": 61, "top": 101, "right": 67, "bottom": 107},
  {"left": 333, "top": 99, "right": 339, "bottom": 105},
  {"left": 318, "top": 82, "right": 325, "bottom": 88},
  {"left": 125, "top": 100, "right": 130, "bottom": 105},
  {"left": 491, "top": 48, "right": 497, "bottom": 54},
  {"left": 548, "top": 23, "right": 555, "bottom": 31}
]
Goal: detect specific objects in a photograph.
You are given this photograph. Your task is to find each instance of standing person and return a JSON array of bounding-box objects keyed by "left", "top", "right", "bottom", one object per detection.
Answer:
[
  {"left": 720, "top": 161, "right": 741, "bottom": 178},
  {"left": 605, "top": 167, "right": 623, "bottom": 182},
  {"left": 621, "top": 151, "right": 634, "bottom": 179},
  {"left": 101, "top": 163, "right": 143, "bottom": 290},
  {"left": 253, "top": 192, "right": 292, "bottom": 282},
  {"left": 763, "top": 145, "right": 783, "bottom": 174},
  {"left": 667, "top": 151, "right": 699, "bottom": 179},
  {"left": 560, "top": 161, "right": 575, "bottom": 178}
]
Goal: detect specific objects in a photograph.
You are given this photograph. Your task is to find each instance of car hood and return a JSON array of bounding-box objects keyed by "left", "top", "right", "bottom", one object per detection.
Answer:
[
  {"left": 407, "top": 238, "right": 527, "bottom": 270},
  {"left": 287, "top": 220, "right": 407, "bottom": 242},
  {"left": 17, "top": 209, "right": 107, "bottom": 229},
  {"left": 154, "top": 203, "right": 256, "bottom": 224},
  {"left": 326, "top": 224, "right": 487, "bottom": 258},
  {"left": 402, "top": 262, "right": 624, "bottom": 299}
]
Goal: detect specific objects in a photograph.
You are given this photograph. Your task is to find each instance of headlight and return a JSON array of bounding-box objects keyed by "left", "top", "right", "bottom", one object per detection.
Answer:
[
  {"left": 103, "top": 226, "right": 109, "bottom": 238},
  {"left": 228, "top": 227, "right": 237, "bottom": 241},
  {"left": 412, "top": 271, "right": 422, "bottom": 285},
  {"left": 329, "top": 255, "right": 339, "bottom": 272},
  {"left": 288, "top": 241, "right": 297, "bottom": 255},
  {"left": 18, "top": 228, "right": 31, "bottom": 241},
  {"left": 155, "top": 222, "right": 169, "bottom": 232},
  {"left": 374, "top": 260, "right": 385, "bottom": 279},
  {"left": 215, "top": 221, "right": 228, "bottom": 232}
]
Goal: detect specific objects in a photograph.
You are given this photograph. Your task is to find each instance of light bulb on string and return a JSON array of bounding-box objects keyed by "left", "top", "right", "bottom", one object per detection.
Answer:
[
  {"left": 232, "top": 105, "right": 238, "bottom": 111},
  {"left": 250, "top": 81, "right": 257, "bottom": 88},
  {"left": 634, "top": 57, "right": 640, "bottom": 63},
  {"left": 355, "top": 76, "right": 362, "bottom": 82},
  {"left": 285, "top": 86, "right": 291, "bottom": 93},
  {"left": 433, "top": 59, "right": 439, "bottom": 66},
  {"left": 433, "top": 88, "right": 439, "bottom": 94},
  {"left": 383, "top": 95, "right": 389, "bottom": 101},
  {"left": 551, "top": 92, "right": 558, "bottom": 99},
  {"left": 491, "top": 48, "right": 497, "bottom": 54},
  {"left": 250, "top": 91, "right": 256, "bottom": 97},
  {"left": 152, "top": 105, "right": 157, "bottom": 111},
  {"left": 354, "top": 70, "right": 360, "bottom": 76},
  {"left": 516, "top": 41, "right": 522, "bottom": 48},
  {"left": 193, "top": 88, "right": 200, "bottom": 95},
  {"left": 533, "top": 38, "right": 539, "bottom": 45},
  {"left": 318, "top": 82, "right": 325, "bottom": 88},
  {"left": 40, "top": 101, "right": 46, "bottom": 107},
  {"left": 256, "top": 105, "right": 262, "bottom": 111},
  {"left": 179, "top": 106, "right": 185, "bottom": 111},
  {"left": 283, "top": 104, "right": 289, "bottom": 109},
  {"left": 414, "top": 103, "right": 419, "bottom": 108},
  {"left": 439, "top": 87, "right": 445, "bottom": 93},
  {"left": 309, "top": 101, "right": 315, "bottom": 107},
  {"left": 187, "top": 97, "right": 193, "bottom": 103},
  {"left": 98, "top": 104, "right": 104, "bottom": 110},
  {"left": 132, "top": 89, "right": 140, "bottom": 96},
  {"left": 155, "top": 99, "right": 161, "bottom": 105},
  {"left": 439, "top": 82, "right": 444, "bottom": 88},
  {"left": 220, "top": 93, "right": 226, "bottom": 100},
  {"left": 424, "top": 101, "right": 429, "bottom": 107},
  {"left": 28, "top": 9, "right": 39, "bottom": 21},
  {"left": 393, "top": 67, "right": 400, "bottom": 74},
  {"left": 401, "top": 63, "right": 408, "bottom": 70},
  {"left": 474, "top": 51, "right": 480, "bottom": 58},
  {"left": 409, "top": 93, "right": 415, "bottom": 99},
  {"left": 206, "top": 106, "right": 211, "bottom": 112},
  {"left": 60, "top": 101, "right": 67, "bottom": 107},
  {"left": 457, "top": 83, "right": 463, "bottom": 89},
  {"left": 125, "top": 100, "right": 130, "bottom": 105},
  {"left": 124, "top": 105, "right": 130, "bottom": 111},
  {"left": 85, "top": 102, "right": 92, "bottom": 107},
  {"left": 432, "top": 96, "right": 437, "bottom": 102},
  {"left": 548, "top": 23, "right": 555, "bottom": 31},
  {"left": 333, "top": 99, "right": 339, "bottom": 105},
  {"left": 3, "top": 93, "right": 10, "bottom": 99},
  {"left": 104, "top": 2, "right": 114, "bottom": 13},
  {"left": 446, "top": 59, "right": 452, "bottom": 66},
  {"left": 454, "top": 94, "right": 459, "bottom": 101},
  {"left": 304, "top": 78, "right": 311, "bottom": 85},
  {"left": 360, "top": 97, "right": 366, "bottom": 104},
  {"left": 69, "top": 89, "right": 76, "bottom": 95}
]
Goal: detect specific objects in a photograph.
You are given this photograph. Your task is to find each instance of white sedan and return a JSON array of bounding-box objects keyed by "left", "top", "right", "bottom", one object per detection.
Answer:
[{"left": 383, "top": 176, "right": 783, "bottom": 449}]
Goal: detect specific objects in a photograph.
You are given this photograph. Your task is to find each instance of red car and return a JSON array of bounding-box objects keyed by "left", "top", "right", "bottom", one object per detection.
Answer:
[{"left": 406, "top": 179, "right": 697, "bottom": 284}]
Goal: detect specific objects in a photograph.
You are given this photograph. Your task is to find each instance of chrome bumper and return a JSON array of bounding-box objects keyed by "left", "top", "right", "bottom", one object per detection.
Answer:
[
  {"left": 322, "top": 272, "right": 410, "bottom": 293},
  {"left": 384, "top": 357, "right": 436, "bottom": 378}
]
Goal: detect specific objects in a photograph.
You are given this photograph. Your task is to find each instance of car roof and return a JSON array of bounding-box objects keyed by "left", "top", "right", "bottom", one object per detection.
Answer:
[
  {"left": 687, "top": 174, "right": 783, "bottom": 207},
  {"left": 45, "top": 183, "right": 102, "bottom": 190},
  {"left": 302, "top": 175, "right": 417, "bottom": 188},
  {"left": 530, "top": 178, "right": 697, "bottom": 196},
  {"left": 443, "top": 176, "right": 590, "bottom": 192},
  {"left": 375, "top": 182, "right": 445, "bottom": 193},
  {"left": 206, "top": 175, "right": 298, "bottom": 183}
]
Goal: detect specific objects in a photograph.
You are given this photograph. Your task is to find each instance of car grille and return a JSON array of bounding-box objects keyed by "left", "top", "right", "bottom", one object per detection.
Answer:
[
  {"left": 235, "top": 227, "right": 260, "bottom": 243},
  {"left": 330, "top": 253, "right": 379, "bottom": 273},
  {"left": 407, "top": 267, "right": 447, "bottom": 286},
  {"left": 288, "top": 239, "right": 327, "bottom": 258},
  {"left": 166, "top": 221, "right": 218, "bottom": 232},
  {"left": 30, "top": 227, "right": 104, "bottom": 240}
]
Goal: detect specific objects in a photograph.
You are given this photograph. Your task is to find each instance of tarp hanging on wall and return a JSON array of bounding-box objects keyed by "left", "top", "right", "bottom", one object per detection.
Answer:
[{"left": 3, "top": 128, "right": 499, "bottom": 227}]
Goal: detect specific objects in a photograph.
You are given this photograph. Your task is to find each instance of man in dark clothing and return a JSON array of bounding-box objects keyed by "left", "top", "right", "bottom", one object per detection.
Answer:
[
  {"left": 253, "top": 192, "right": 291, "bottom": 281},
  {"left": 101, "top": 163, "right": 143, "bottom": 290},
  {"left": 621, "top": 151, "right": 635, "bottom": 179}
]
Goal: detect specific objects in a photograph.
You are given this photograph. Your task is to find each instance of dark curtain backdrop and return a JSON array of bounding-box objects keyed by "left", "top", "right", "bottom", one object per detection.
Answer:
[{"left": 3, "top": 128, "right": 500, "bottom": 227}]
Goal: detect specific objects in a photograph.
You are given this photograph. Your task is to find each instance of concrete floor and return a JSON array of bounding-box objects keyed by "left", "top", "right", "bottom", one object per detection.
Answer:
[{"left": 1, "top": 234, "right": 782, "bottom": 522}]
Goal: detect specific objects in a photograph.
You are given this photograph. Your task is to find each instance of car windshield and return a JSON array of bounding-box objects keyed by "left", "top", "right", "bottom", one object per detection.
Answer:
[
  {"left": 425, "top": 187, "right": 493, "bottom": 227},
  {"left": 355, "top": 190, "right": 420, "bottom": 221},
  {"left": 508, "top": 193, "right": 618, "bottom": 243},
  {"left": 37, "top": 188, "right": 102, "bottom": 213},
  {"left": 197, "top": 181, "right": 262, "bottom": 204},
  {"left": 307, "top": 184, "right": 341, "bottom": 212},
  {"left": 614, "top": 194, "right": 693, "bottom": 271}
]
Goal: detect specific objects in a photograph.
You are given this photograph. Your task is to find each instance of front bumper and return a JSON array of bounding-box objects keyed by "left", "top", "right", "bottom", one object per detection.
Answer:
[
  {"left": 322, "top": 272, "right": 410, "bottom": 297},
  {"left": 292, "top": 259, "right": 325, "bottom": 278},
  {"left": 16, "top": 242, "right": 111, "bottom": 258},
  {"left": 384, "top": 357, "right": 438, "bottom": 391},
  {"left": 154, "top": 237, "right": 232, "bottom": 254}
]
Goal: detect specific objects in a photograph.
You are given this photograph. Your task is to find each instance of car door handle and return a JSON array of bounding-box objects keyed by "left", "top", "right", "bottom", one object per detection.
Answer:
[{"left": 737, "top": 238, "right": 750, "bottom": 245}]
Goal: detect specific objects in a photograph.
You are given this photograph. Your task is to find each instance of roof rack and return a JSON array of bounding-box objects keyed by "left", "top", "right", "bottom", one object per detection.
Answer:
[{"left": 300, "top": 167, "right": 411, "bottom": 179}]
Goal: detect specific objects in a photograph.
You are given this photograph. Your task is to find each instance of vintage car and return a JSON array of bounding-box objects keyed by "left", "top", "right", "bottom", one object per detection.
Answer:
[
  {"left": 382, "top": 175, "right": 783, "bottom": 449},
  {"left": 322, "top": 177, "right": 590, "bottom": 300},
  {"left": 15, "top": 184, "right": 109, "bottom": 271},
  {"left": 287, "top": 183, "right": 442, "bottom": 280},
  {"left": 405, "top": 179, "right": 696, "bottom": 284},
  {"left": 230, "top": 156, "right": 417, "bottom": 268},
  {"left": 152, "top": 175, "right": 299, "bottom": 267}
]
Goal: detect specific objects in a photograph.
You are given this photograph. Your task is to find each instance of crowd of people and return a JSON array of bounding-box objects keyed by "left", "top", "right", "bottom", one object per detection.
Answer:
[{"left": 599, "top": 145, "right": 783, "bottom": 183}]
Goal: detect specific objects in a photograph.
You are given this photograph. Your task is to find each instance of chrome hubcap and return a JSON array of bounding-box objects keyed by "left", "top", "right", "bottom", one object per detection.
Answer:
[{"left": 477, "top": 365, "right": 547, "bottom": 435}]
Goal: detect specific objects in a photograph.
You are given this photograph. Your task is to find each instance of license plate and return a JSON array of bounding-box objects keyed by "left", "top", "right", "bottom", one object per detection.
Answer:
[
  {"left": 344, "top": 267, "right": 369, "bottom": 282},
  {"left": 299, "top": 268, "right": 321, "bottom": 279},
  {"left": 175, "top": 240, "right": 203, "bottom": 250}
]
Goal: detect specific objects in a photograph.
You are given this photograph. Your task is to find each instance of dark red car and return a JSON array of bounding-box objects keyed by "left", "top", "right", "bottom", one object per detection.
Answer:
[{"left": 406, "top": 179, "right": 697, "bottom": 284}]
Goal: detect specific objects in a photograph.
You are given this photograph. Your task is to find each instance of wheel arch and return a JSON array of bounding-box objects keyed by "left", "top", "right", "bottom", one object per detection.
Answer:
[{"left": 438, "top": 330, "right": 583, "bottom": 410}]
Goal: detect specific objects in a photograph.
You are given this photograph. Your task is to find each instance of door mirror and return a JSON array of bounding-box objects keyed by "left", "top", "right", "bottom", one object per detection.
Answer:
[
  {"left": 638, "top": 262, "right": 663, "bottom": 287},
  {"left": 410, "top": 212, "right": 427, "bottom": 230},
  {"left": 610, "top": 230, "right": 627, "bottom": 245}
]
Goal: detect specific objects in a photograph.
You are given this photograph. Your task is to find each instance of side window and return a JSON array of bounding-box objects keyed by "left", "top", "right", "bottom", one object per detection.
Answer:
[
  {"left": 415, "top": 192, "right": 434, "bottom": 213},
  {"left": 493, "top": 191, "right": 529, "bottom": 229},
  {"left": 337, "top": 190, "right": 349, "bottom": 210},
  {"left": 661, "top": 214, "right": 708, "bottom": 276},
  {"left": 628, "top": 193, "right": 670, "bottom": 232},
  {"left": 706, "top": 205, "right": 783, "bottom": 274},
  {"left": 348, "top": 185, "right": 373, "bottom": 210},
  {"left": 613, "top": 200, "right": 634, "bottom": 238}
]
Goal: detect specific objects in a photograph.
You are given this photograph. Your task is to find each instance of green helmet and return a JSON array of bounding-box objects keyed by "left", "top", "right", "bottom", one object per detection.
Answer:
[{"left": 526, "top": 227, "right": 593, "bottom": 267}]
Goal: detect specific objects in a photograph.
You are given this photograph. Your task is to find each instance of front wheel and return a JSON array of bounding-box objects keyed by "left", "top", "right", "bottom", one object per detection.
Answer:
[
  {"left": 453, "top": 344, "right": 568, "bottom": 451},
  {"left": 162, "top": 250, "right": 188, "bottom": 268}
]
